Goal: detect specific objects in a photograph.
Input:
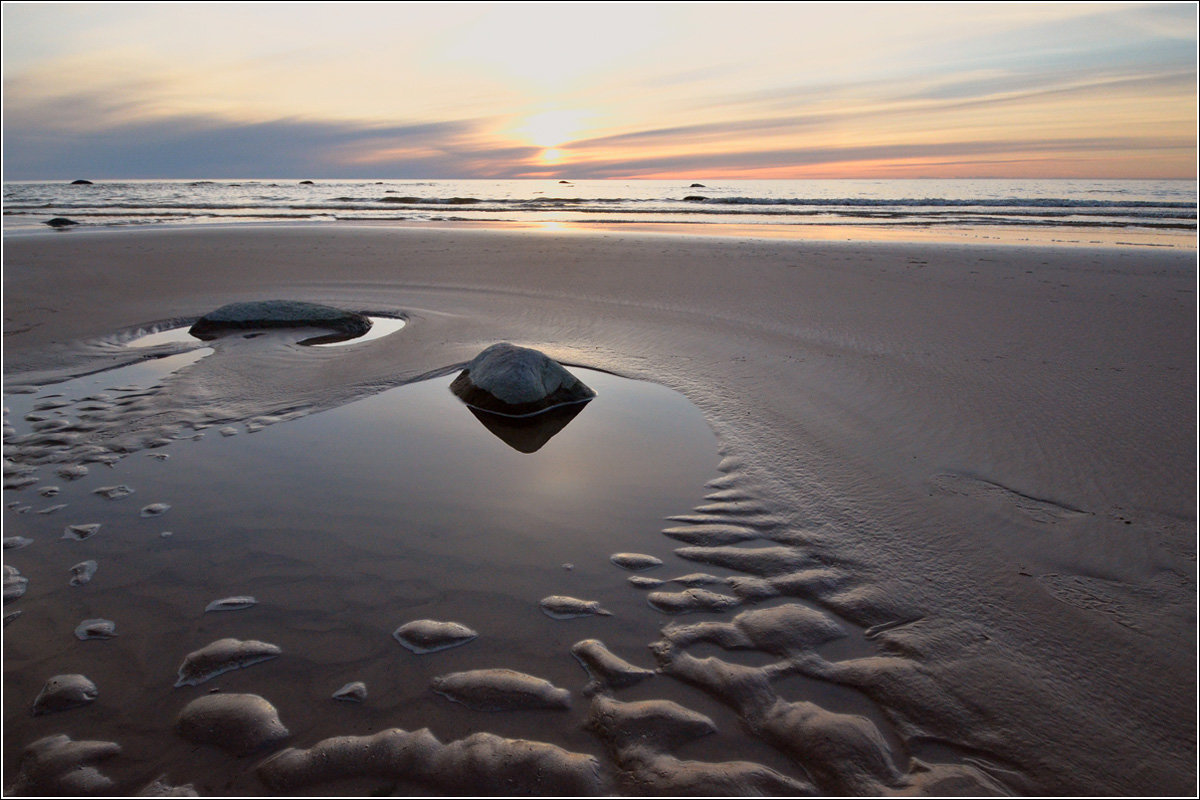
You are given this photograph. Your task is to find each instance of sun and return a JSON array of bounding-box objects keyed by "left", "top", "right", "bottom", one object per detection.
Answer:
[{"left": 514, "top": 110, "right": 593, "bottom": 150}]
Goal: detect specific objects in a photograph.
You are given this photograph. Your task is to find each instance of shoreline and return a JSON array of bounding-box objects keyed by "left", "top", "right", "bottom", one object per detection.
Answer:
[
  {"left": 5, "top": 215, "right": 1197, "bottom": 251},
  {"left": 3, "top": 224, "right": 1196, "bottom": 795}
]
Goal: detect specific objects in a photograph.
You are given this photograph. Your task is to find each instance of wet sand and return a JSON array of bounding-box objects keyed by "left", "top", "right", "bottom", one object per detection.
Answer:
[{"left": 3, "top": 224, "right": 1196, "bottom": 795}]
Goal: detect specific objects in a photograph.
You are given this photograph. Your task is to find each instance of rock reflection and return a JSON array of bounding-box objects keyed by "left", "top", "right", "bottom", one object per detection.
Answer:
[{"left": 464, "top": 401, "right": 589, "bottom": 453}]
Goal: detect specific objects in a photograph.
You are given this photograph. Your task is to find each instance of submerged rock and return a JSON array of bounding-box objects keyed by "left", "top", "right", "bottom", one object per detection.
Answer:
[
  {"left": 174, "top": 637, "right": 281, "bottom": 687},
  {"left": 431, "top": 668, "right": 571, "bottom": 712},
  {"left": 7, "top": 734, "right": 120, "bottom": 795},
  {"left": 539, "top": 595, "right": 612, "bottom": 619},
  {"left": 140, "top": 503, "right": 171, "bottom": 518},
  {"left": 392, "top": 619, "right": 478, "bottom": 653},
  {"left": 188, "top": 300, "right": 371, "bottom": 345},
  {"left": 450, "top": 343, "right": 595, "bottom": 417},
  {"left": 44, "top": 217, "right": 79, "bottom": 228},
  {"left": 33, "top": 674, "right": 99, "bottom": 714},
  {"left": 175, "top": 693, "right": 289, "bottom": 756}
]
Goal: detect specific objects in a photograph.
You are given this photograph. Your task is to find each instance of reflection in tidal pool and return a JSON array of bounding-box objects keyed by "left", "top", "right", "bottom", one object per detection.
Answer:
[{"left": 3, "top": 365, "right": 723, "bottom": 793}]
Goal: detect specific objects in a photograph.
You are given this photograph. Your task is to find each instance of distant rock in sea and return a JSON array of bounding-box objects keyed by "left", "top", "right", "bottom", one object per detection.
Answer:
[
  {"left": 299, "top": 180, "right": 314, "bottom": 184},
  {"left": 44, "top": 218, "right": 79, "bottom": 228},
  {"left": 188, "top": 300, "right": 371, "bottom": 344},
  {"left": 690, "top": 183, "right": 706, "bottom": 188},
  {"left": 69, "top": 179, "right": 93, "bottom": 185},
  {"left": 450, "top": 343, "right": 595, "bottom": 418},
  {"left": 683, "top": 196, "right": 707, "bottom": 202}
]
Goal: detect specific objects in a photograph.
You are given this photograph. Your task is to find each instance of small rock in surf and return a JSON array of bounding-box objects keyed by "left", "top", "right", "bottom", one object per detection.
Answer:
[{"left": 450, "top": 343, "right": 595, "bottom": 417}]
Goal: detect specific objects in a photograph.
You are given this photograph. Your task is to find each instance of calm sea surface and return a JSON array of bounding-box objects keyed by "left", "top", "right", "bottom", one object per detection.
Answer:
[{"left": 3, "top": 178, "right": 1196, "bottom": 247}]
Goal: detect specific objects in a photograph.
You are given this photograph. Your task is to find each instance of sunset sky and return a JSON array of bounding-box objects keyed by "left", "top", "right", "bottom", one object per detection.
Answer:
[{"left": 2, "top": 2, "right": 1196, "bottom": 180}]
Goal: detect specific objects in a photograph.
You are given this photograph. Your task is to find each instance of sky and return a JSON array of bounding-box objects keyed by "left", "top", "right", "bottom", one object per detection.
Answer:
[{"left": 2, "top": 2, "right": 1196, "bottom": 180}]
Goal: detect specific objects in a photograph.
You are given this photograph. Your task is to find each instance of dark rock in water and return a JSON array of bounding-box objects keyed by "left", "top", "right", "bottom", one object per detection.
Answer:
[
  {"left": 450, "top": 343, "right": 595, "bottom": 418},
  {"left": 45, "top": 217, "right": 80, "bottom": 227},
  {"left": 188, "top": 300, "right": 371, "bottom": 345},
  {"left": 175, "top": 693, "right": 289, "bottom": 756},
  {"left": 299, "top": 180, "right": 314, "bottom": 184},
  {"left": 682, "top": 195, "right": 707, "bottom": 201},
  {"left": 70, "top": 179, "right": 93, "bottom": 184},
  {"left": 33, "top": 674, "right": 99, "bottom": 714},
  {"left": 689, "top": 183, "right": 706, "bottom": 188},
  {"left": 7, "top": 734, "right": 120, "bottom": 795},
  {"left": 559, "top": 180, "right": 572, "bottom": 184}
]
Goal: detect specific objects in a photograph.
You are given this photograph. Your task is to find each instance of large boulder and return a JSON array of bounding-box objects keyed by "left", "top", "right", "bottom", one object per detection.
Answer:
[
  {"left": 188, "top": 300, "right": 371, "bottom": 344},
  {"left": 450, "top": 343, "right": 595, "bottom": 418}
]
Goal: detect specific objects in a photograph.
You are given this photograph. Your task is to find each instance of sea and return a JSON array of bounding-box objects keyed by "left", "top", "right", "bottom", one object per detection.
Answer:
[{"left": 3, "top": 178, "right": 1196, "bottom": 247}]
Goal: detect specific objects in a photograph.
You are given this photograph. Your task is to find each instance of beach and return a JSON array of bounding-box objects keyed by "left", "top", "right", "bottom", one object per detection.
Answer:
[{"left": 3, "top": 224, "right": 1196, "bottom": 795}]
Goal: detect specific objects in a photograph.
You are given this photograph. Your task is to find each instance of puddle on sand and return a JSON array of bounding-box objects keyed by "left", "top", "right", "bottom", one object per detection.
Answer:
[
  {"left": 127, "top": 315, "right": 406, "bottom": 349},
  {"left": 3, "top": 359, "right": 761, "bottom": 792}
]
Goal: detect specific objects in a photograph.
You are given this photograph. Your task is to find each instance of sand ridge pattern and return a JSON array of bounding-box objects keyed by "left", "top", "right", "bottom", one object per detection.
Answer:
[{"left": 2, "top": 227, "right": 1194, "bottom": 795}]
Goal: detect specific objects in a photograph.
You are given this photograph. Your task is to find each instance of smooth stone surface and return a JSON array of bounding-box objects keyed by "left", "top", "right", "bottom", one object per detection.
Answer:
[
  {"left": 392, "top": 619, "right": 478, "bottom": 654},
  {"left": 4, "top": 536, "right": 33, "bottom": 550},
  {"left": 175, "top": 693, "right": 290, "bottom": 756},
  {"left": 188, "top": 300, "right": 371, "bottom": 344},
  {"left": 33, "top": 674, "right": 99, "bottom": 715},
  {"left": 450, "top": 342, "right": 595, "bottom": 417},
  {"left": 539, "top": 595, "right": 612, "bottom": 619},
  {"left": 431, "top": 668, "right": 571, "bottom": 712},
  {"left": 174, "top": 638, "right": 282, "bottom": 687}
]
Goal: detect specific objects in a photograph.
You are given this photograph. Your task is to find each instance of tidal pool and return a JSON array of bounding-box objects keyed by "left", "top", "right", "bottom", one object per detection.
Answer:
[{"left": 4, "top": 353, "right": 785, "bottom": 793}]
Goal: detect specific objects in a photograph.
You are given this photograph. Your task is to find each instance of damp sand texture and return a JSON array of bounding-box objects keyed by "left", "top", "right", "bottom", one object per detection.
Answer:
[{"left": 3, "top": 226, "right": 1196, "bottom": 796}]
